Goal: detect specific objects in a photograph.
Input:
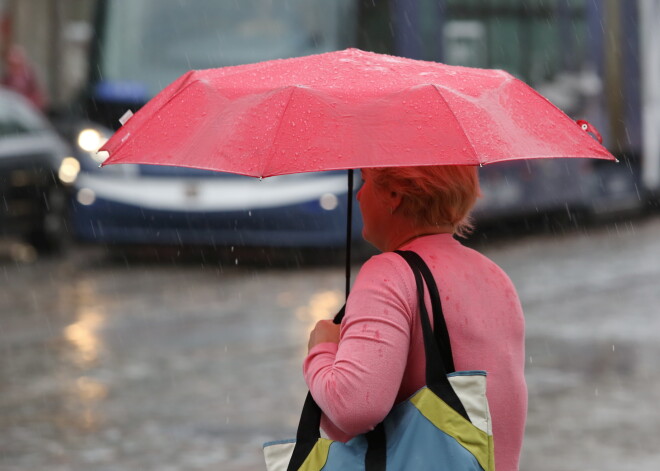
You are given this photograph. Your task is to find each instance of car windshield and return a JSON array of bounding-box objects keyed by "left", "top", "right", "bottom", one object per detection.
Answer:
[{"left": 98, "top": 0, "right": 357, "bottom": 101}]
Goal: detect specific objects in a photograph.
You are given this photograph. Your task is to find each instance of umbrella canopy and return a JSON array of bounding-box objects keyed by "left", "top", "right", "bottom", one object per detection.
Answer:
[{"left": 100, "top": 48, "right": 615, "bottom": 175}]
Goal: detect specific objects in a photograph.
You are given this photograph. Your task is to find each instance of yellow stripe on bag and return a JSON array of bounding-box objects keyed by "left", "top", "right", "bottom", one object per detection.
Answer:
[
  {"left": 411, "top": 388, "right": 494, "bottom": 471},
  {"left": 298, "top": 438, "right": 332, "bottom": 471}
]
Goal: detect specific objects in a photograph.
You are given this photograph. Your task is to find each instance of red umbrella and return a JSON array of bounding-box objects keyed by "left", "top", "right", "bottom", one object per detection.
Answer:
[
  {"left": 100, "top": 48, "right": 616, "bottom": 293},
  {"left": 101, "top": 48, "right": 614, "bottom": 175}
]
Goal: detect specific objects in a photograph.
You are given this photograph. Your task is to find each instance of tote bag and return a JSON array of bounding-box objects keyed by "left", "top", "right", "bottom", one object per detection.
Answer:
[{"left": 263, "top": 250, "right": 494, "bottom": 471}]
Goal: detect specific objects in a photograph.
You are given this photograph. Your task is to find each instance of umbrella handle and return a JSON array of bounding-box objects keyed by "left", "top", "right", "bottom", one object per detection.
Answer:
[{"left": 333, "top": 305, "right": 346, "bottom": 325}]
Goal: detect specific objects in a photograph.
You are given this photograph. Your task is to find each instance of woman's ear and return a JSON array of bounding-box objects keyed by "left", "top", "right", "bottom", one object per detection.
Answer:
[{"left": 389, "top": 190, "right": 403, "bottom": 213}]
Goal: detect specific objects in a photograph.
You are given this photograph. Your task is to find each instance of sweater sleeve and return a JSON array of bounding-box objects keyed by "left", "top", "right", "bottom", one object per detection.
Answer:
[{"left": 302, "top": 254, "right": 414, "bottom": 438}]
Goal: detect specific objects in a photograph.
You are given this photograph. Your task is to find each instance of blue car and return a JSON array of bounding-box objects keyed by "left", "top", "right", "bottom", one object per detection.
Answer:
[
  {"left": 70, "top": 162, "right": 362, "bottom": 247},
  {"left": 57, "top": 0, "right": 363, "bottom": 249}
]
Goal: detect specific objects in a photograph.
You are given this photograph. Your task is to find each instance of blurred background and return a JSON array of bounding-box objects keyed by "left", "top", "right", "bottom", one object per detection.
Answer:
[{"left": 1, "top": 1, "right": 659, "bottom": 470}]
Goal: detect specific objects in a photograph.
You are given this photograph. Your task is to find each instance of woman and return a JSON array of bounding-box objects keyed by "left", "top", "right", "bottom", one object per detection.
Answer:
[{"left": 304, "top": 165, "right": 527, "bottom": 470}]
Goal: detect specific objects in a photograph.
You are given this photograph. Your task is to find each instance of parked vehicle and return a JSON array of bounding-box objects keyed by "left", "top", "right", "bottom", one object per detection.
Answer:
[{"left": 0, "top": 86, "right": 74, "bottom": 252}]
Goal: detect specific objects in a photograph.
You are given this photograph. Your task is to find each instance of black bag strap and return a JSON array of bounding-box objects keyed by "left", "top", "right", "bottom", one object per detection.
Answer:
[
  {"left": 394, "top": 250, "right": 469, "bottom": 420},
  {"left": 394, "top": 250, "right": 456, "bottom": 372},
  {"left": 287, "top": 392, "right": 322, "bottom": 470},
  {"left": 333, "top": 253, "right": 455, "bottom": 373},
  {"left": 286, "top": 250, "right": 469, "bottom": 471}
]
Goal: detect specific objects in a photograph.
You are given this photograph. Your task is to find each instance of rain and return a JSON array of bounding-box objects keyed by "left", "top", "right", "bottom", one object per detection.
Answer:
[{"left": 1, "top": 1, "right": 660, "bottom": 470}]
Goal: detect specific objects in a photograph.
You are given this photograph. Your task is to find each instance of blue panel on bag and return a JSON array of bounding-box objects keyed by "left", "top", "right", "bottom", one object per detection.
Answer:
[
  {"left": 385, "top": 401, "right": 483, "bottom": 470},
  {"left": 322, "top": 435, "right": 369, "bottom": 471},
  {"left": 320, "top": 400, "right": 483, "bottom": 471}
]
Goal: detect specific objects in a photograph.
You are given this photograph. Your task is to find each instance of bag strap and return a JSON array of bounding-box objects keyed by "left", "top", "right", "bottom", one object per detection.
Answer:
[
  {"left": 394, "top": 250, "right": 469, "bottom": 420},
  {"left": 287, "top": 250, "right": 469, "bottom": 471},
  {"left": 394, "top": 250, "right": 456, "bottom": 372},
  {"left": 334, "top": 253, "right": 455, "bottom": 372},
  {"left": 286, "top": 306, "right": 346, "bottom": 471},
  {"left": 287, "top": 392, "right": 322, "bottom": 470}
]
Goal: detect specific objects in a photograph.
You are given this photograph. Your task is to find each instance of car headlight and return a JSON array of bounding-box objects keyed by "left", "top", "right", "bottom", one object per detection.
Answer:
[
  {"left": 77, "top": 127, "right": 110, "bottom": 164},
  {"left": 73, "top": 125, "right": 134, "bottom": 176},
  {"left": 58, "top": 157, "right": 81, "bottom": 184},
  {"left": 319, "top": 193, "right": 339, "bottom": 210}
]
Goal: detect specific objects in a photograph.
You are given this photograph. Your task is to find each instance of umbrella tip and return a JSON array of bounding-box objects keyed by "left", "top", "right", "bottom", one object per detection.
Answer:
[
  {"left": 576, "top": 119, "right": 603, "bottom": 144},
  {"left": 119, "top": 109, "right": 134, "bottom": 126}
]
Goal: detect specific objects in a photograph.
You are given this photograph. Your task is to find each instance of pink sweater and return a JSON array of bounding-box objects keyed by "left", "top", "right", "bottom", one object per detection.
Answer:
[{"left": 303, "top": 233, "right": 527, "bottom": 471}]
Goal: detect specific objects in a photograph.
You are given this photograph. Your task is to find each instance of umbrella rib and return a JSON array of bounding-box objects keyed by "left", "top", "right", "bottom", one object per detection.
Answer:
[
  {"left": 263, "top": 86, "right": 298, "bottom": 177},
  {"left": 429, "top": 84, "right": 481, "bottom": 165}
]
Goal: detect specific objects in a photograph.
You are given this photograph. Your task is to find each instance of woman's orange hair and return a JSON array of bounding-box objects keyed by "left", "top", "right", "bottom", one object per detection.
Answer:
[{"left": 365, "top": 165, "right": 481, "bottom": 238}]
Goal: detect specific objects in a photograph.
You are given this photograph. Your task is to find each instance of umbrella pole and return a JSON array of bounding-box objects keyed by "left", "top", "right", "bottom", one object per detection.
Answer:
[{"left": 345, "top": 169, "right": 354, "bottom": 301}]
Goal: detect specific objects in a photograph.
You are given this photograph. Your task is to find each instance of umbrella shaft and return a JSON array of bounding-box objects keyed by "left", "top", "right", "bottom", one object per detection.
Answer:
[{"left": 345, "top": 169, "right": 354, "bottom": 303}]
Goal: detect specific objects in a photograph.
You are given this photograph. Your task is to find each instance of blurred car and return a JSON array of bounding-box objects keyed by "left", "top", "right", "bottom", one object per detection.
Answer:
[
  {"left": 69, "top": 161, "right": 363, "bottom": 248},
  {"left": 56, "top": 0, "right": 363, "bottom": 250},
  {"left": 0, "top": 86, "right": 75, "bottom": 252}
]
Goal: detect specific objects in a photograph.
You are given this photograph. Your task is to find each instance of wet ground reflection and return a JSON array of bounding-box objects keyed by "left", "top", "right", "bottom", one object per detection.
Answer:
[{"left": 1, "top": 216, "right": 660, "bottom": 470}]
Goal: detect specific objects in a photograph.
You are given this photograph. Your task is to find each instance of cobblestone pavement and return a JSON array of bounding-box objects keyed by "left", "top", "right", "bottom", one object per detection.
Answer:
[{"left": 1, "top": 216, "right": 659, "bottom": 470}]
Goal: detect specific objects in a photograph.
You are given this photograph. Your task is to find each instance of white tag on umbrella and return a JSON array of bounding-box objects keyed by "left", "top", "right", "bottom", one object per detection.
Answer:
[{"left": 119, "top": 109, "right": 134, "bottom": 125}]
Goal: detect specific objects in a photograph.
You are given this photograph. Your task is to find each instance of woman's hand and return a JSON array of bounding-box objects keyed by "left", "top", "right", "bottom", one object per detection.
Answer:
[{"left": 308, "top": 320, "right": 341, "bottom": 352}]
